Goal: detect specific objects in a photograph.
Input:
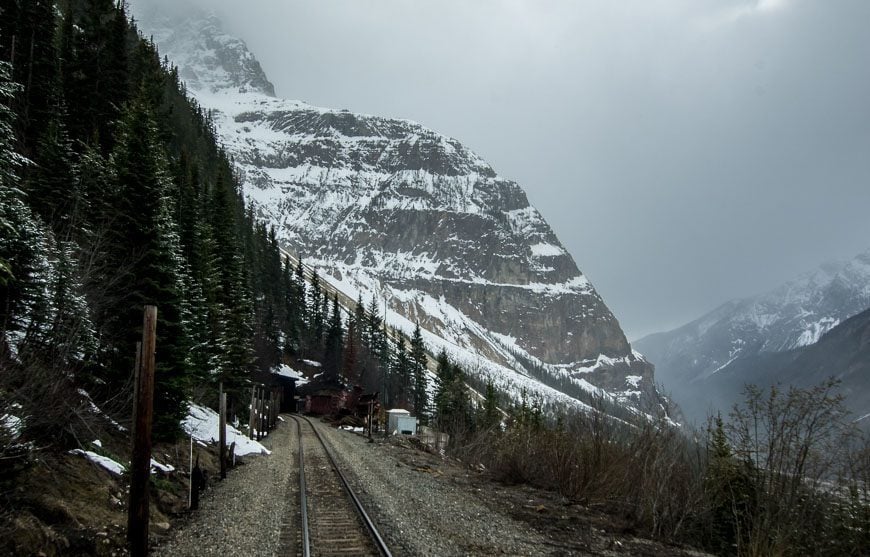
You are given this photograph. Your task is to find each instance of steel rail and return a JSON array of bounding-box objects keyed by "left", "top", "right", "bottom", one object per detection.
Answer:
[
  {"left": 294, "top": 415, "right": 393, "bottom": 557},
  {"left": 296, "top": 417, "right": 312, "bottom": 557}
]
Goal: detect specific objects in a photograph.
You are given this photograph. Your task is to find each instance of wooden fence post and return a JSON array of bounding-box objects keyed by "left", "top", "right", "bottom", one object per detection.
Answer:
[
  {"left": 128, "top": 305, "right": 157, "bottom": 556},
  {"left": 219, "top": 384, "right": 227, "bottom": 480},
  {"left": 248, "top": 386, "right": 256, "bottom": 440},
  {"left": 257, "top": 388, "right": 265, "bottom": 440}
]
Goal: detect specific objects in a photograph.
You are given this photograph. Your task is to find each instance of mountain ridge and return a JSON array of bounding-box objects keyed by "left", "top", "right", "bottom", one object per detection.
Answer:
[
  {"left": 134, "top": 1, "right": 664, "bottom": 416},
  {"left": 637, "top": 248, "right": 870, "bottom": 422}
]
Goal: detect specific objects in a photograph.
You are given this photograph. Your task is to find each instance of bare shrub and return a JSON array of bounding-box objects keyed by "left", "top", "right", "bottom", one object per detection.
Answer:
[
  {"left": 723, "top": 380, "right": 863, "bottom": 556},
  {"left": 457, "top": 402, "right": 706, "bottom": 542}
]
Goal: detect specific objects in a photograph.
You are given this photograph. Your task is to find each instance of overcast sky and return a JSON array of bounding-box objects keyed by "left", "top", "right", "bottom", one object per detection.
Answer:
[{"left": 140, "top": 0, "right": 870, "bottom": 339}]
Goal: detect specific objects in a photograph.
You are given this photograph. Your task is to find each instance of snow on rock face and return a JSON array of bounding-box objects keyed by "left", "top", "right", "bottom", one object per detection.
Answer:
[{"left": 135, "top": 5, "right": 661, "bottom": 413}]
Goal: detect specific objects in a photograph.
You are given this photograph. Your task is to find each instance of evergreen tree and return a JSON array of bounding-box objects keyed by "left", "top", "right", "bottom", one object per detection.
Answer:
[
  {"left": 293, "top": 257, "right": 307, "bottom": 346},
  {"left": 479, "top": 380, "right": 500, "bottom": 430},
  {"left": 704, "top": 413, "right": 754, "bottom": 554},
  {"left": 342, "top": 317, "right": 359, "bottom": 384},
  {"left": 208, "top": 165, "right": 254, "bottom": 392},
  {"left": 433, "top": 350, "right": 453, "bottom": 420},
  {"left": 308, "top": 268, "right": 323, "bottom": 352},
  {"left": 0, "top": 60, "right": 49, "bottom": 346},
  {"left": 103, "top": 89, "right": 190, "bottom": 437},
  {"left": 27, "top": 112, "right": 81, "bottom": 235},
  {"left": 410, "top": 323, "right": 428, "bottom": 422},
  {"left": 390, "top": 335, "right": 411, "bottom": 408},
  {"left": 0, "top": 2, "right": 332, "bottom": 442},
  {"left": 0, "top": 0, "right": 61, "bottom": 156},
  {"left": 67, "top": 0, "right": 129, "bottom": 152},
  {"left": 322, "top": 294, "right": 343, "bottom": 383}
]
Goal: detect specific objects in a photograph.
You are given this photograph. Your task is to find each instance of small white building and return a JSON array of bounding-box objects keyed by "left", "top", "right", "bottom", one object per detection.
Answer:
[{"left": 386, "top": 409, "right": 417, "bottom": 435}]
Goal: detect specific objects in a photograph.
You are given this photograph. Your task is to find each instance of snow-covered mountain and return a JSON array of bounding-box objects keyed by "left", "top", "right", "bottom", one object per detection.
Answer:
[
  {"left": 636, "top": 249, "right": 870, "bottom": 422},
  {"left": 134, "top": 2, "right": 663, "bottom": 416}
]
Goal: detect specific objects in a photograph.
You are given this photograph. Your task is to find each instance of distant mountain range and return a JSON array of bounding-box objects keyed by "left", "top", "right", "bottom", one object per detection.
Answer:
[
  {"left": 133, "top": 1, "right": 665, "bottom": 416},
  {"left": 636, "top": 249, "right": 870, "bottom": 424}
]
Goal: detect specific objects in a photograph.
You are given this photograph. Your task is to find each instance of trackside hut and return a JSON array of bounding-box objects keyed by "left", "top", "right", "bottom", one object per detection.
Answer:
[{"left": 387, "top": 409, "right": 417, "bottom": 435}]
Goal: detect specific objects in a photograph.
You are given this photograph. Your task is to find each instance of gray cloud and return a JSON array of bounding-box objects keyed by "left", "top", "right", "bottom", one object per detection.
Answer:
[{"left": 134, "top": 0, "right": 870, "bottom": 339}]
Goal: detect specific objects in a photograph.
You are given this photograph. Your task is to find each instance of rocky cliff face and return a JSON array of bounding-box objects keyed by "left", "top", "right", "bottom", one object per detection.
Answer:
[{"left": 134, "top": 2, "right": 660, "bottom": 414}]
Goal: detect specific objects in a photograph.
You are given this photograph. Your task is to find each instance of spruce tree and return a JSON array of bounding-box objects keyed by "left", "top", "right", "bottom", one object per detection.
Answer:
[
  {"left": 410, "top": 323, "right": 428, "bottom": 422},
  {"left": 322, "top": 294, "right": 343, "bottom": 383},
  {"left": 1, "top": 0, "right": 61, "bottom": 156},
  {"left": 390, "top": 335, "right": 411, "bottom": 408},
  {"left": 0, "top": 60, "right": 48, "bottom": 345},
  {"left": 27, "top": 112, "right": 80, "bottom": 235},
  {"left": 480, "top": 380, "right": 500, "bottom": 430},
  {"left": 341, "top": 318, "right": 358, "bottom": 383},
  {"left": 104, "top": 89, "right": 190, "bottom": 438},
  {"left": 308, "top": 268, "right": 323, "bottom": 352},
  {"left": 67, "top": 0, "right": 129, "bottom": 152}
]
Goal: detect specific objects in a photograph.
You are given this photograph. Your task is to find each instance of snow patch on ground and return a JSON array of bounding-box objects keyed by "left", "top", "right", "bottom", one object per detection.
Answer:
[
  {"left": 183, "top": 404, "right": 271, "bottom": 456},
  {"left": 151, "top": 458, "right": 175, "bottom": 473},
  {"left": 69, "top": 449, "right": 125, "bottom": 476},
  {"left": 1, "top": 410, "right": 23, "bottom": 439}
]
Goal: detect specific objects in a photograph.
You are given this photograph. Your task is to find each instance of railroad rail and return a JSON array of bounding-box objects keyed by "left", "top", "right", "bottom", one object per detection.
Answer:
[{"left": 291, "top": 415, "right": 392, "bottom": 557}]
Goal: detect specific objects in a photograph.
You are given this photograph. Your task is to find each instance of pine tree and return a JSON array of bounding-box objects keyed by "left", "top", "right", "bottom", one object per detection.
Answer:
[
  {"left": 292, "top": 257, "right": 307, "bottom": 346},
  {"left": 322, "top": 294, "right": 343, "bottom": 383},
  {"left": 479, "top": 380, "right": 500, "bottom": 430},
  {"left": 0, "top": 60, "right": 50, "bottom": 347},
  {"left": 390, "top": 335, "right": 411, "bottom": 408},
  {"left": 308, "top": 268, "right": 323, "bottom": 352},
  {"left": 433, "top": 350, "right": 453, "bottom": 421},
  {"left": 67, "top": 0, "right": 129, "bottom": 152},
  {"left": 2, "top": 4, "right": 310, "bottom": 442},
  {"left": 1, "top": 0, "right": 61, "bottom": 156},
  {"left": 434, "top": 358, "right": 471, "bottom": 434},
  {"left": 410, "top": 323, "right": 428, "bottom": 422},
  {"left": 103, "top": 89, "right": 190, "bottom": 438},
  {"left": 354, "top": 294, "right": 366, "bottom": 342},
  {"left": 704, "top": 413, "right": 753, "bottom": 554},
  {"left": 27, "top": 111, "right": 81, "bottom": 235},
  {"left": 341, "top": 318, "right": 359, "bottom": 384}
]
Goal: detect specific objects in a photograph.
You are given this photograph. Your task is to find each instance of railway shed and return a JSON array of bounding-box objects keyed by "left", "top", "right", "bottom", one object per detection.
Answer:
[{"left": 386, "top": 409, "right": 417, "bottom": 435}]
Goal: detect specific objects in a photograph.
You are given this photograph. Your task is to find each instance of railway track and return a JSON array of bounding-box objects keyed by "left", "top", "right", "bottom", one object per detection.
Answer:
[{"left": 289, "top": 415, "right": 392, "bottom": 557}]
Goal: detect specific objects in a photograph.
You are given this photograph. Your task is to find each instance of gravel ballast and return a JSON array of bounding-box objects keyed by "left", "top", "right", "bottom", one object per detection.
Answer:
[
  {"left": 154, "top": 418, "right": 297, "bottom": 556},
  {"left": 157, "top": 417, "right": 709, "bottom": 556},
  {"left": 315, "top": 420, "right": 549, "bottom": 556}
]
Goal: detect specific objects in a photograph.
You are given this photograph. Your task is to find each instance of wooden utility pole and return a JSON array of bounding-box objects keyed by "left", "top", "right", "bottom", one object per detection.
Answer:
[
  {"left": 219, "top": 383, "right": 227, "bottom": 480},
  {"left": 128, "top": 305, "right": 157, "bottom": 556}
]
